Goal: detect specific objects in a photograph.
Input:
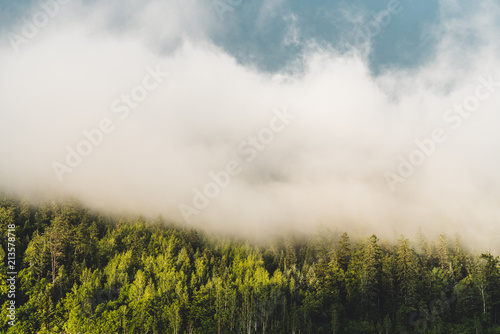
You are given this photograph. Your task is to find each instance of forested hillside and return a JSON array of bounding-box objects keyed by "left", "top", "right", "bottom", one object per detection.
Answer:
[{"left": 0, "top": 194, "right": 499, "bottom": 333}]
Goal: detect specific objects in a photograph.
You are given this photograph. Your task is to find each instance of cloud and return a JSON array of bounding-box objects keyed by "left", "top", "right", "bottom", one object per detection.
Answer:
[
  {"left": 0, "top": 0, "right": 499, "bottom": 252},
  {"left": 282, "top": 14, "right": 300, "bottom": 46}
]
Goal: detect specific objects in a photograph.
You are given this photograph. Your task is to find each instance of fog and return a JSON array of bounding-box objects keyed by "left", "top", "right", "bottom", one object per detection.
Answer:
[{"left": 0, "top": 0, "right": 499, "bottom": 251}]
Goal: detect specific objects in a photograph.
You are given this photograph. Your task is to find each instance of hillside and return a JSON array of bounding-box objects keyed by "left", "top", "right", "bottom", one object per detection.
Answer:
[{"left": 0, "top": 194, "right": 499, "bottom": 333}]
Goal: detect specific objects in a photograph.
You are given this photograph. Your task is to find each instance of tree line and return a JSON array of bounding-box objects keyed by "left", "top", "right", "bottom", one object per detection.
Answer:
[{"left": 0, "top": 194, "right": 499, "bottom": 333}]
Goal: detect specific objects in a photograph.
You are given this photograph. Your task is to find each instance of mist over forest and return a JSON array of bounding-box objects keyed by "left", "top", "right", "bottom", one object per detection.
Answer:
[
  {"left": 0, "top": 195, "right": 499, "bottom": 333},
  {"left": 1, "top": 0, "right": 500, "bottom": 332}
]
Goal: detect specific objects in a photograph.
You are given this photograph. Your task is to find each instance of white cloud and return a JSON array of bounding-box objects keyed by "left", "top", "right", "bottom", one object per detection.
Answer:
[{"left": 0, "top": 0, "right": 499, "bottom": 253}]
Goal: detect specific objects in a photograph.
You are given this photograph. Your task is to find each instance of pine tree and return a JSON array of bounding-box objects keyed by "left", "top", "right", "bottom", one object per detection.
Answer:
[{"left": 396, "top": 236, "right": 417, "bottom": 306}]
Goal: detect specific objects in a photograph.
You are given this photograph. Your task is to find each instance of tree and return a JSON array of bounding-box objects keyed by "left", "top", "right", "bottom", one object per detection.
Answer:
[
  {"left": 438, "top": 234, "right": 450, "bottom": 272},
  {"left": 395, "top": 236, "right": 418, "bottom": 312},
  {"left": 359, "top": 235, "right": 382, "bottom": 318},
  {"left": 335, "top": 232, "right": 351, "bottom": 273},
  {"left": 46, "top": 216, "right": 69, "bottom": 285}
]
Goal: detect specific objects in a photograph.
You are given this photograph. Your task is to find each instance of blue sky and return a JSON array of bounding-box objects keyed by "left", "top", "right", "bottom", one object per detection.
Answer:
[
  {"left": 1, "top": 0, "right": 440, "bottom": 73},
  {"left": 210, "top": 0, "right": 440, "bottom": 73}
]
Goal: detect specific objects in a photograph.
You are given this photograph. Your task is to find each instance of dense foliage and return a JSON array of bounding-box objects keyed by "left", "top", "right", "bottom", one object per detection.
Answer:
[{"left": 0, "top": 194, "right": 499, "bottom": 333}]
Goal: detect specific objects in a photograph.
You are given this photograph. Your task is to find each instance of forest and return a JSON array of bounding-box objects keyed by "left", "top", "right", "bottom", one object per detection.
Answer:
[{"left": 0, "top": 193, "right": 499, "bottom": 333}]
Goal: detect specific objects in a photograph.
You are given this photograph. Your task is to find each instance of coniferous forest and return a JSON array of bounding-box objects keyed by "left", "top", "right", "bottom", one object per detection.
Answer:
[{"left": 1, "top": 194, "right": 499, "bottom": 334}]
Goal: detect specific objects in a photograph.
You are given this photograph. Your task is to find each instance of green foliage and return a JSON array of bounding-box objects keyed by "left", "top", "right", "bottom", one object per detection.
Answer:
[{"left": 0, "top": 194, "right": 499, "bottom": 333}]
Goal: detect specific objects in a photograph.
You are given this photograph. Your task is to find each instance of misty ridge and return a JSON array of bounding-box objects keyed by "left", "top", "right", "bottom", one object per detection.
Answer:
[
  {"left": 2, "top": 0, "right": 500, "bottom": 333},
  {"left": 0, "top": 0, "right": 500, "bottom": 255},
  {"left": 1, "top": 192, "right": 500, "bottom": 333}
]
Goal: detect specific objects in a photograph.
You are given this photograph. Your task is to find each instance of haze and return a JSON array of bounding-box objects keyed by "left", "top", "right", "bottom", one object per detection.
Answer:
[{"left": 0, "top": 0, "right": 499, "bottom": 252}]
